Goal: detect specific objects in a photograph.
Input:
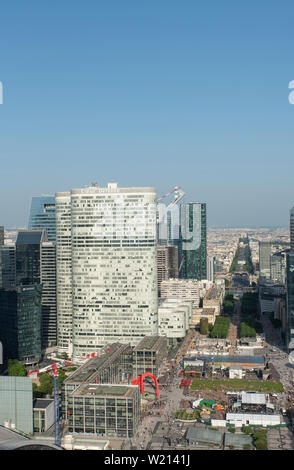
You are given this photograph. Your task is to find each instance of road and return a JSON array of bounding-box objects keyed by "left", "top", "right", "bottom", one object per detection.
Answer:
[{"left": 130, "top": 334, "right": 197, "bottom": 450}]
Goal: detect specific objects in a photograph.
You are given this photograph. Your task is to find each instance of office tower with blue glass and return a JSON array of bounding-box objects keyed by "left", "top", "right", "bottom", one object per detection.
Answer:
[
  {"left": 28, "top": 196, "right": 56, "bottom": 242},
  {"left": 15, "top": 230, "right": 47, "bottom": 286},
  {"left": 0, "top": 285, "right": 42, "bottom": 365},
  {"left": 179, "top": 202, "right": 207, "bottom": 280},
  {"left": 0, "top": 244, "right": 16, "bottom": 288}
]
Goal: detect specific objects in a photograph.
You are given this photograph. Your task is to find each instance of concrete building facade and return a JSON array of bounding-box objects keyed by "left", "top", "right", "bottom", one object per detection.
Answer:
[{"left": 56, "top": 183, "right": 158, "bottom": 359}]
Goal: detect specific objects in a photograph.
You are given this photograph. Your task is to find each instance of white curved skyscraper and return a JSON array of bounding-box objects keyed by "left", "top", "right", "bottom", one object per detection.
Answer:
[{"left": 56, "top": 183, "right": 158, "bottom": 360}]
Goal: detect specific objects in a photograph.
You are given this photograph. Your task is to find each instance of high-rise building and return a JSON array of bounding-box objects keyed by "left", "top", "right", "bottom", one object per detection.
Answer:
[
  {"left": 160, "top": 278, "right": 200, "bottom": 307},
  {"left": 0, "top": 285, "right": 42, "bottom": 365},
  {"left": 271, "top": 251, "right": 287, "bottom": 284},
  {"left": 179, "top": 202, "right": 207, "bottom": 280},
  {"left": 55, "top": 192, "right": 72, "bottom": 354},
  {"left": 259, "top": 241, "right": 271, "bottom": 282},
  {"left": 40, "top": 241, "right": 57, "bottom": 348},
  {"left": 0, "top": 227, "right": 4, "bottom": 287},
  {"left": 290, "top": 207, "right": 294, "bottom": 252},
  {"left": 207, "top": 255, "right": 215, "bottom": 282},
  {"left": 0, "top": 244, "right": 16, "bottom": 288},
  {"left": 157, "top": 245, "right": 178, "bottom": 294},
  {"left": 56, "top": 183, "right": 158, "bottom": 359},
  {"left": 15, "top": 230, "right": 47, "bottom": 286},
  {"left": 0, "top": 226, "right": 4, "bottom": 247},
  {"left": 28, "top": 196, "right": 56, "bottom": 242},
  {"left": 286, "top": 252, "right": 294, "bottom": 351}
]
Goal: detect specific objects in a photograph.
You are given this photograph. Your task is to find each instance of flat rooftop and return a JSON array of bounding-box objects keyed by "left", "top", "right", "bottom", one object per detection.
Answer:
[
  {"left": 72, "top": 383, "right": 138, "bottom": 398},
  {"left": 134, "top": 336, "right": 166, "bottom": 352},
  {"left": 64, "top": 343, "right": 130, "bottom": 385},
  {"left": 184, "top": 355, "right": 265, "bottom": 364}
]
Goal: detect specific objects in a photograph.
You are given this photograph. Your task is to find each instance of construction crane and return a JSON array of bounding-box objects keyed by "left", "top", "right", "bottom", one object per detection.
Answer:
[
  {"left": 157, "top": 186, "right": 185, "bottom": 209},
  {"left": 52, "top": 365, "right": 61, "bottom": 447}
]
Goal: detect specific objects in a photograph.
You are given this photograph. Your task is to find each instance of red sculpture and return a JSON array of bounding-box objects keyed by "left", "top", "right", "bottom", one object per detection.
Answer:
[{"left": 132, "top": 372, "right": 159, "bottom": 398}]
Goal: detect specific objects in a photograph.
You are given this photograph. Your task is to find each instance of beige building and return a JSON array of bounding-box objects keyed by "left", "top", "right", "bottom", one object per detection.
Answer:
[
  {"left": 160, "top": 278, "right": 200, "bottom": 308},
  {"left": 56, "top": 183, "right": 158, "bottom": 360},
  {"left": 158, "top": 298, "right": 192, "bottom": 342},
  {"left": 157, "top": 246, "right": 178, "bottom": 294},
  {"left": 191, "top": 307, "right": 217, "bottom": 327},
  {"left": 203, "top": 286, "right": 224, "bottom": 315}
]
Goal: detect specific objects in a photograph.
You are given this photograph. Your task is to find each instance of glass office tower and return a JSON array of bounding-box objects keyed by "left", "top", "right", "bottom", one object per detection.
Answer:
[
  {"left": 15, "top": 230, "right": 47, "bottom": 286},
  {"left": 28, "top": 196, "right": 56, "bottom": 242},
  {"left": 179, "top": 203, "right": 207, "bottom": 280},
  {"left": 0, "top": 285, "right": 42, "bottom": 365}
]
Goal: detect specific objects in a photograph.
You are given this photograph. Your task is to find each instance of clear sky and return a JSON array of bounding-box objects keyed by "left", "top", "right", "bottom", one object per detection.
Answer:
[{"left": 0, "top": 1, "right": 294, "bottom": 228}]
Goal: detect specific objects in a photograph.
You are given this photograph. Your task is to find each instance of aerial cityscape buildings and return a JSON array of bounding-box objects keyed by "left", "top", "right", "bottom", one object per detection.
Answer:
[
  {"left": 0, "top": 184, "right": 294, "bottom": 453},
  {"left": 1, "top": 2, "right": 294, "bottom": 455},
  {"left": 1, "top": 187, "right": 294, "bottom": 452}
]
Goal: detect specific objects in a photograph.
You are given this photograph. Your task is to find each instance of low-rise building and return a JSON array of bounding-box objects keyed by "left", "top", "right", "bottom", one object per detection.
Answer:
[
  {"left": 191, "top": 307, "right": 217, "bottom": 327},
  {"left": 182, "top": 355, "right": 265, "bottom": 371},
  {"left": 158, "top": 298, "right": 192, "bottom": 344},
  {"left": 62, "top": 343, "right": 133, "bottom": 418},
  {"left": 0, "top": 376, "right": 33, "bottom": 435},
  {"left": 33, "top": 399, "right": 55, "bottom": 433},
  {"left": 224, "top": 432, "right": 253, "bottom": 450},
  {"left": 228, "top": 366, "right": 245, "bottom": 379},
  {"left": 226, "top": 412, "right": 280, "bottom": 427},
  {"left": 203, "top": 286, "right": 224, "bottom": 315},
  {"left": 67, "top": 383, "right": 140, "bottom": 438},
  {"left": 133, "top": 336, "right": 168, "bottom": 377},
  {"left": 184, "top": 426, "right": 222, "bottom": 449}
]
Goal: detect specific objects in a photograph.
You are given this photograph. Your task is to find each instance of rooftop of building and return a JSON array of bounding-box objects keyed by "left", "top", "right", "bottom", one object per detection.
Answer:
[
  {"left": 224, "top": 432, "right": 253, "bottom": 448},
  {"left": 56, "top": 183, "right": 156, "bottom": 197},
  {"left": 193, "top": 307, "right": 216, "bottom": 315},
  {"left": 184, "top": 355, "right": 265, "bottom": 364},
  {"left": 159, "top": 298, "right": 192, "bottom": 307},
  {"left": 33, "top": 399, "right": 54, "bottom": 409},
  {"left": 0, "top": 426, "right": 62, "bottom": 450},
  {"left": 134, "top": 336, "right": 166, "bottom": 352},
  {"left": 204, "top": 287, "right": 221, "bottom": 300},
  {"left": 16, "top": 229, "right": 47, "bottom": 245},
  {"left": 72, "top": 383, "right": 138, "bottom": 398},
  {"left": 240, "top": 392, "right": 268, "bottom": 404},
  {"left": 64, "top": 343, "right": 130, "bottom": 385},
  {"left": 185, "top": 426, "right": 222, "bottom": 445}
]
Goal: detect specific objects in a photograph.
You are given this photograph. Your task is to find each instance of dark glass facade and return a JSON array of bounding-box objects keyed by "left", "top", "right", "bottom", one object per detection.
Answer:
[
  {"left": 0, "top": 285, "right": 42, "bottom": 364},
  {"left": 15, "top": 230, "right": 46, "bottom": 286},
  {"left": 179, "top": 203, "right": 207, "bottom": 280}
]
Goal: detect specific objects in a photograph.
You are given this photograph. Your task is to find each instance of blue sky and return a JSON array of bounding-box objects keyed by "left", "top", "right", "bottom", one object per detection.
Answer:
[{"left": 0, "top": 1, "right": 294, "bottom": 228}]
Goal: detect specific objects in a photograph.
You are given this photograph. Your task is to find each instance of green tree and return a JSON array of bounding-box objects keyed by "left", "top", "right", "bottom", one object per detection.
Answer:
[
  {"left": 200, "top": 317, "right": 209, "bottom": 335},
  {"left": 253, "top": 429, "right": 267, "bottom": 450},
  {"left": 8, "top": 359, "right": 26, "bottom": 376}
]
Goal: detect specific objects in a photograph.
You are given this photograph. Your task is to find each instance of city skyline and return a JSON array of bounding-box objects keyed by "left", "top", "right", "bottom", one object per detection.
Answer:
[{"left": 0, "top": 1, "right": 294, "bottom": 228}]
